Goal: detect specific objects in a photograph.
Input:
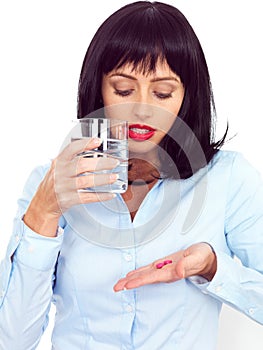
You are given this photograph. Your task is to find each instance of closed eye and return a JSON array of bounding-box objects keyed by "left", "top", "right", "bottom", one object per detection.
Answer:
[
  {"left": 154, "top": 92, "right": 172, "bottom": 100},
  {"left": 114, "top": 89, "right": 173, "bottom": 99},
  {"left": 114, "top": 89, "right": 134, "bottom": 97}
]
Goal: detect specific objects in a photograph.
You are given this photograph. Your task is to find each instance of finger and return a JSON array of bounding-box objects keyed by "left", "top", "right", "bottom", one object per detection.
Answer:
[
  {"left": 114, "top": 268, "right": 154, "bottom": 292},
  {"left": 124, "top": 261, "right": 167, "bottom": 278},
  {"left": 61, "top": 137, "right": 102, "bottom": 161},
  {"left": 175, "top": 252, "right": 201, "bottom": 279},
  {"left": 173, "top": 258, "right": 186, "bottom": 279},
  {"left": 56, "top": 189, "right": 116, "bottom": 211},
  {"left": 125, "top": 264, "right": 152, "bottom": 277},
  {"left": 113, "top": 277, "right": 129, "bottom": 292},
  {"left": 56, "top": 154, "right": 120, "bottom": 180},
  {"left": 75, "top": 173, "right": 119, "bottom": 191},
  {"left": 113, "top": 265, "right": 153, "bottom": 291},
  {"left": 125, "top": 255, "right": 176, "bottom": 277},
  {"left": 114, "top": 265, "right": 176, "bottom": 292},
  {"left": 73, "top": 156, "right": 120, "bottom": 175},
  {"left": 122, "top": 272, "right": 159, "bottom": 290},
  {"left": 123, "top": 269, "right": 172, "bottom": 290},
  {"left": 113, "top": 274, "right": 150, "bottom": 292},
  {"left": 77, "top": 191, "right": 116, "bottom": 203},
  {"left": 121, "top": 255, "right": 176, "bottom": 282}
]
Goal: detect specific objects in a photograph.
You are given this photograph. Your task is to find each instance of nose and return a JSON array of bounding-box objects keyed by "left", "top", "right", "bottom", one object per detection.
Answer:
[{"left": 132, "top": 102, "right": 153, "bottom": 121}]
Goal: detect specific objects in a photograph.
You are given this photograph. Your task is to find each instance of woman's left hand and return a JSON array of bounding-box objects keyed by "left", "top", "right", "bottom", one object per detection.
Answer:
[{"left": 113, "top": 242, "right": 217, "bottom": 292}]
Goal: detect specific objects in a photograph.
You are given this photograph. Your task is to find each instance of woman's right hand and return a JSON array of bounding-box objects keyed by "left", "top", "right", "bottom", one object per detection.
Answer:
[{"left": 23, "top": 138, "right": 119, "bottom": 236}]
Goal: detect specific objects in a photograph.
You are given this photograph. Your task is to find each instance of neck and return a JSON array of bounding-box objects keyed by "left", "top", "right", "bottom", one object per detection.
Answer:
[{"left": 128, "top": 157, "right": 160, "bottom": 185}]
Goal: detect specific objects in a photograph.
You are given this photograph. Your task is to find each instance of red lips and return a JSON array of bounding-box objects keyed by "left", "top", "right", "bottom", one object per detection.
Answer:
[{"left": 129, "top": 124, "right": 156, "bottom": 141}]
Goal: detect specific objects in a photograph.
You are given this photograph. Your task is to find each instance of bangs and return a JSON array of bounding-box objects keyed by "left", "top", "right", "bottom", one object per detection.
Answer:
[
  {"left": 78, "top": 1, "right": 223, "bottom": 178},
  {"left": 100, "top": 5, "right": 188, "bottom": 79}
]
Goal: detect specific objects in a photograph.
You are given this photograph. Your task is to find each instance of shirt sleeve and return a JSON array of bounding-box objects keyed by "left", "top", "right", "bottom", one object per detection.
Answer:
[
  {"left": 0, "top": 164, "right": 64, "bottom": 349},
  {"left": 190, "top": 152, "right": 263, "bottom": 324}
]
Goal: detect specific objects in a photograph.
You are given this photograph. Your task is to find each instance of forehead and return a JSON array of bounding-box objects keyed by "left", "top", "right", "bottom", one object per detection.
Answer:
[{"left": 108, "top": 59, "right": 179, "bottom": 79}]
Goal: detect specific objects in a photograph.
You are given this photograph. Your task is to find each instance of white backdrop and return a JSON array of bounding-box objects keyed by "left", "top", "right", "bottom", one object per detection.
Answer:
[{"left": 0, "top": 1, "right": 262, "bottom": 349}]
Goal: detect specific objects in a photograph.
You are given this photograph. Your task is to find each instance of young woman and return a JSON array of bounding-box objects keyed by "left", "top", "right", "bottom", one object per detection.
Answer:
[{"left": 0, "top": 1, "right": 262, "bottom": 349}]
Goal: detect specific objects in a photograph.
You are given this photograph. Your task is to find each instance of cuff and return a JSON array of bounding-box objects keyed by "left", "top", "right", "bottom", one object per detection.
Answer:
[
  {"left": 14, "top": 217, "right": 64, "bottom": 271},
  {"left": 189, "top": 249, "right": 240, "bottom": 300}
]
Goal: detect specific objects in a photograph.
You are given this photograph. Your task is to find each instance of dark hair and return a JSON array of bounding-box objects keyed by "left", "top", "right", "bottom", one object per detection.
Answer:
[{"left": 77, "top": 1, "right": 227, "bottom": 179}]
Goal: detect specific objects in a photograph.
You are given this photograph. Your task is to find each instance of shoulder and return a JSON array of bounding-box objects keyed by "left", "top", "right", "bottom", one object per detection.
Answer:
[
  {"left": 210, "top": 149, "right": 263, "bottom": 200},
  {"left": 209, "top": 149, "right": 260, "bottom": 177},
  {"left": 209, "top": 149, "right": 240, "bottom": 168}
]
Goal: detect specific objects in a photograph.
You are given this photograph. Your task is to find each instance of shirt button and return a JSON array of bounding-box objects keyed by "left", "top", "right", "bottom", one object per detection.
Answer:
[
  {"left": 28, "top": 245, "right": 34, "bottom": 253},
  {"left": 0, "top": 290, "right": 5, "bottom": 298},
  {"left": 248, "top": 308, "right": 255, "bottom": 315},
  {"left": 15, "top": 235, "right": 20, "bottom": 242},
  {"left": 125, "top": 304, "right": 133, "bottom": 313},
  {"left": 124, "top": 254, "right": 133, "bottom": 262},
  {"left": 215, "top": 285, "right": 223, "bottom": 293}
]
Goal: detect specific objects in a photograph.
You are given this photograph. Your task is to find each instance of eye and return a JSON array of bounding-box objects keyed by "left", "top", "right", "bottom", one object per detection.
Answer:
[
  {"left": 114, "top": 89, "right": 133, "bottom": 97},
  {"left": 154, "top": 92, "right": 172, "bottom": 100}
]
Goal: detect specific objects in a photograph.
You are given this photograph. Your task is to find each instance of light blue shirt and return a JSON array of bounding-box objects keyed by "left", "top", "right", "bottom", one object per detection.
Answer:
[{"left": 0, "top": 150, "right": 263, "bottom": 349}]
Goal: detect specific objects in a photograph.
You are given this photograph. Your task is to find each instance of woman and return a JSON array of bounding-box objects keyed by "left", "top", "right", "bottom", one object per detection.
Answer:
[{"left": 0, "top": 1, "right": 262, "bottom": 349}]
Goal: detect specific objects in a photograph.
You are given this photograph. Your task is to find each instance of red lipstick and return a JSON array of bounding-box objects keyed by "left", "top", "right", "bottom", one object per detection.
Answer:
[{"left": 129, "top": 124, "right": 155, "bottom": 141}]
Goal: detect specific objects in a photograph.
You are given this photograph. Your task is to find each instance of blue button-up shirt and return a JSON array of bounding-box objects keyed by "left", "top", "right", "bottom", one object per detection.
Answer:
[{"left": 0, "top": 150, "right": 263, "bottom": 349}]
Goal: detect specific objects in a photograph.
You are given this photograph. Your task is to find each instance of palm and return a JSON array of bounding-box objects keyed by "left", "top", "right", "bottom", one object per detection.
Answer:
[{"left": 113, "top": 243, "right": 216, "bottom": 292}]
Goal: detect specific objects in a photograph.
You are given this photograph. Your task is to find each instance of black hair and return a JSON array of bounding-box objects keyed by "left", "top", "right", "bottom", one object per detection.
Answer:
[{"left": 77, "top": 1, "right": 228, "bottom": 179}]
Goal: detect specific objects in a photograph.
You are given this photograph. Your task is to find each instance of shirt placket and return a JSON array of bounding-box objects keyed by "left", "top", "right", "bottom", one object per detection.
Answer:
[{"left": 119, "top": 246, "right": 136, "bottom": 349}]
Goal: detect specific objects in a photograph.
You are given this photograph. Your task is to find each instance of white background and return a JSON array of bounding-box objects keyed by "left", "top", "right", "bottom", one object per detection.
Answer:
[{"left": 0, "top": 0, "right": 262, "bottom": 348}]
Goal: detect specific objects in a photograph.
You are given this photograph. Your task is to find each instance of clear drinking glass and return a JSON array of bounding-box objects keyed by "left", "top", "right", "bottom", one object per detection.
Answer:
[{"left": 71, "top": 117, "right": 128, "bottom": 193}]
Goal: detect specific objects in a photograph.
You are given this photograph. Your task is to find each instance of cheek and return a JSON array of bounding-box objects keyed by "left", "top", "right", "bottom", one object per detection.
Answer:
[
  {"left": 103, "top": 93, "right": 120, "bottom": 105},
  {"left": 101, "top": 81, "right": 115, "bottom": 106},
  {"left": 103, "top": 103, "right": 134, "bottom": 121},
  {"left": 167, "top": 98, "right": 183, "bottom": 117},
  {"left": 102, "top": 91, "right": 115, "bottom": 106},
  {"left": 150, "top": 109, "right": 177, "bottom": 132},
  {"left": 157, "top": 119, "right": 176, "bottom": 137}
]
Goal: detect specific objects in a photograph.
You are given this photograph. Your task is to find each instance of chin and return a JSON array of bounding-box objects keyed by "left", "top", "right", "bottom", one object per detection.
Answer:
[{"left": 128, "top": 138, "right": 160, "bottom": 158}]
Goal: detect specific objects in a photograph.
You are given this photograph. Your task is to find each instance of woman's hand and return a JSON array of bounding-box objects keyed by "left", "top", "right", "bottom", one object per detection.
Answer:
[
  {"left": 113, "top": 242, "right": 217, "bottom": 291},
  {"left": 23, "top": 138, "right": 119, "bottom": 236}
]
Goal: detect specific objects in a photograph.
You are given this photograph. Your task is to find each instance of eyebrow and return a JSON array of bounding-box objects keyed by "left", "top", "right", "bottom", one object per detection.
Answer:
[{"left": 108, "top": 73, "right": 180, "bottom": 83}]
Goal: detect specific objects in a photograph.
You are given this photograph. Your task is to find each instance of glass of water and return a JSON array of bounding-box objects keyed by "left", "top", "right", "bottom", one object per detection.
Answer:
[{"left": 71, "top": 117, "right": 128, "bottom": 193}]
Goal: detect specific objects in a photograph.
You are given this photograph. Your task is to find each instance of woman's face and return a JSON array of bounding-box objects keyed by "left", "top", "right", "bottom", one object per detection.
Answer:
[{"left": 101, "top": 60, "right": 185, "bottom": 157}]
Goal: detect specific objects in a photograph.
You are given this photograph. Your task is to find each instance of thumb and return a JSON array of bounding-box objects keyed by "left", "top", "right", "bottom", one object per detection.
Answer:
[{"left": 175, "top": 249, "right": 200, "bottom": 279}]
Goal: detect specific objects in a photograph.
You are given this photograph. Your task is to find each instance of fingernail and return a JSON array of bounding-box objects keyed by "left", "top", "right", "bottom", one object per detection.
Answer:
[
  {"left": 93, "top": 137, "right": 102, "bottom": 145},
  {"left": 110, "top": 173, "right": 119, "bottom": 181},
  {"left": 113, "top": 159, "right": 120, "bottom": 167},
  {"left": 98, "top": 193, "right": 116, "bottom": 200}
]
